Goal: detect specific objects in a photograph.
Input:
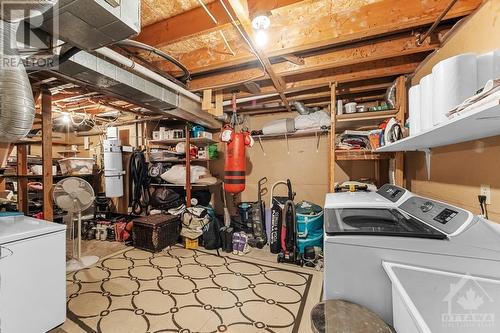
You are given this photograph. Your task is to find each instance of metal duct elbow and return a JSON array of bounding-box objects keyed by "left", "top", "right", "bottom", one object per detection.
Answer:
[
  {"left": 385, "top": 81, "right": 397, "bottom": 109},
  {"left": 292, "top": 101, "right": 320, "bottom": 115},
  {"left": 0, "top": 0, "right": 57, "bottom": 142}
]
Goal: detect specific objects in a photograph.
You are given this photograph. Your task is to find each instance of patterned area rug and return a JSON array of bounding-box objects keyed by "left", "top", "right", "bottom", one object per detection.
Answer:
[{"left": 66, "top": 247, "right": 316, "bottom": 333}]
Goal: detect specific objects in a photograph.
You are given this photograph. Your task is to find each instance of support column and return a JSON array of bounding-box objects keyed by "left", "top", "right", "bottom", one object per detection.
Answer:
[
  {"left": 17, "top": 144, "right": 28, "bottom": 214},
  {"left": 185, "top": 125, "right": 191, "bottom": 207},
  {"left": 42, "top": 88, "right": 54, "bottom": 221},
  {"left": 394, "top": 76, "right": 407, "bottom": 187},
  {"left": 328, "top": 82, "right": 337, "bottom": 192}
]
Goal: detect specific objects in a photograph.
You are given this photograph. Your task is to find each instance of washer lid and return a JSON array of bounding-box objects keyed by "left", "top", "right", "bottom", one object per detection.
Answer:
[
  {"left": 324, "top": 191, "right": 390, "bottom": 209},
  {"left": 325, "top": 207, "right": 447, "bottom": 239},
  {"left": 0, "top": 215, "right": 66, "bottom": 244}
]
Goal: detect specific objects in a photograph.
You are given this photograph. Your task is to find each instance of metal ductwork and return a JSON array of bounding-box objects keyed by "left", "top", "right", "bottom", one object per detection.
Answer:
[
  {"left": 37, "top": 0, "right": 140, "bottom": 51},
  {"left": 0, "top": 0, "right": 56, "bottom": 143},
  {"left": 292, "top": 101, "right": 320, "bottom": 115},
  {"left": 55, "top": 51, "right": 221, "bottom": 129}
]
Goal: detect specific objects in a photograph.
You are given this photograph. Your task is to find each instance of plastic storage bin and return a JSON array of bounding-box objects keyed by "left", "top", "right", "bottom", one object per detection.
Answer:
[{"left": 58, "top": 158, "right": 95, "bottom": 175}]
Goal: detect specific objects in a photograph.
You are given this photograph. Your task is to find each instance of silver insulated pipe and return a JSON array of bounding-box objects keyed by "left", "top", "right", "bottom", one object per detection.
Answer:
[{"left": 0, "top": 0, "right": 56, "bottom": 142}]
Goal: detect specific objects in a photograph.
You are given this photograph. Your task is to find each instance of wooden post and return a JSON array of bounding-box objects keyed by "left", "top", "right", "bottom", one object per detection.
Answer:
[
  {"left": 202, "top": 89, "right": 213, "bottom": 111},
  {"left": 394, "top": 76, "right": 406, "bottom": 187},
  {"left": 41, "top": 88, "right": 54, "bottom": 221},
  {"left": 185, "top": 125, "right": 191, "bottom": 207},
  {"left": 328, "top": 82, "right": 337, "bottom": 192},
  {"left": 16, "top": 144, "right": 28, "bottom": 214},
  {"left": 214, "top": 91, "right": 224, "bottom": 117}
]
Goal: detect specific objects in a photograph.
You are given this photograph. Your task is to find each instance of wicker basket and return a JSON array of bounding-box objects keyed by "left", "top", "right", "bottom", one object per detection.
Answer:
[{"left": 132, "top": 214, "right": 180, "bottom": 252}]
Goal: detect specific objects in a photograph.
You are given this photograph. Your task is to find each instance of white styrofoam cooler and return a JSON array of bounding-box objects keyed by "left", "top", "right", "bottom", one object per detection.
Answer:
[{"left": 0, "top": 216, "right": 66, "bottom": 333}]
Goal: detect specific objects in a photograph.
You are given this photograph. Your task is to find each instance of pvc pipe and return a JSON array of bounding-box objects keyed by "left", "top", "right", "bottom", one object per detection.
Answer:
[
  {"left": 95, "top": 47, "right": 202, "bottom": 103},
  {"left": 222, "top": 92, "right": 280, "bottom": 106}
]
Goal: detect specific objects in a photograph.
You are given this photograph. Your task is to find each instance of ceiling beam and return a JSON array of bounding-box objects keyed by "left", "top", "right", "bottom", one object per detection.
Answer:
[
  {"left": 225, "top": 0, "right": 292, "bottom": 112},
  {"left": 136, "top": 0, "right": 305, "bottom": 49},
  {"left": 188, "top": 30, "right": 439, "bottom": 91},
  {"left": 157, "top": 0, "right": 479, "bottom": 75}
]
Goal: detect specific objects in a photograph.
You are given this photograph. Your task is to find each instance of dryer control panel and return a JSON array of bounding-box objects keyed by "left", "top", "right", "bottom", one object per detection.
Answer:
[
  {"left": 377, "top": 184, "right": 407, "bottom": 203},
  {"left": 399, "top": 196, "right": 472, "bottom": 235}
]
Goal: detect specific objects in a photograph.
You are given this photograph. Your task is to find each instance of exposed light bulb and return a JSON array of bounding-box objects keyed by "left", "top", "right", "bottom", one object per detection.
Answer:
[
  {"left": 61, "top": 113, "right": 70, "bottom": 123},
  {"left": 252, "top": 15, "right": 270, "bottom": 30},
  {"left": 255, "top": 29, "right": 268, "bottom": 48}
]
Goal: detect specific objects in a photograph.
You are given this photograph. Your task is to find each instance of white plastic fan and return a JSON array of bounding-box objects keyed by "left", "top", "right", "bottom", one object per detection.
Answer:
[{"left": 53, "top": 177, "right": 98, "bottom": 271}]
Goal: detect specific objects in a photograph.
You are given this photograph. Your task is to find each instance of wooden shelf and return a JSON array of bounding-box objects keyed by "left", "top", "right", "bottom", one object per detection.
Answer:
[
  {"left": 1, "top": 173, "right": 98, "bottom": 179},
  {"left": 150, "top": 158, "right": 216, "bottom": 163},
  {"left": 335, "top": 109, "right": 397, "bottom": 132},
  {"left": 14, "top": 139, "right": 74, "bottom": 146},
  {"left": 149, "top": 137, "right": 217, "bottom": 146},
  {"left": 252, "top": 128, "right": 330, "bottom": 140},
  {"left": 335, "top": 150, "right": 394, "bottom": 161},
  {"left": 149, "top": 180, "right": 222, "bottom": 188},
  {"left": 378, "top": 99, "right": 500, "bottom": 152}
]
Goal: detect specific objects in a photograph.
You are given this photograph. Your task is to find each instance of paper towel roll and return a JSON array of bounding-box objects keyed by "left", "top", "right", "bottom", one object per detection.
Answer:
[
  {"left": 419, "top": 74, "right": 433, "bottom": 131},
  {"left": 477, "top": 52, "right": 494, "bottom": 90},
  {"left": 494, "top": 50, "right": 500, "bottom": 80},
  {"left": 408, "top": 85, "right": 421, "bottom": 136},
  {"left": 432, "top": 53, "right": 477, "bottom": 126}
]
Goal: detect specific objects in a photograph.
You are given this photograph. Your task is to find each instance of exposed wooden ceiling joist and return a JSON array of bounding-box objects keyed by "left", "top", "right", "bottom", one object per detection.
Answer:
[
  {"left": 154, "top": 0, "right": 479, "bottom": 75},
  {"left": 188, "top": 28, "right": 443, "bottom": 91},
  {"left": 136, "top": 0, "right": 305, "bottom": 49},
  {"left": 225, "top": 0, "right": 292, "bottom": 112}
]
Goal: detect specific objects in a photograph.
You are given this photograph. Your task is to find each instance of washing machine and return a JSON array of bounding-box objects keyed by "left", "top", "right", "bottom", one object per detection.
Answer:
[{"left": 323, "top": 184, "right": 500, "bottom": 327}]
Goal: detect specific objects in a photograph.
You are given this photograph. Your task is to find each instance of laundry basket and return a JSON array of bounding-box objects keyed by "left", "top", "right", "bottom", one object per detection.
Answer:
[{"left": 296, "top": 201, "right": 324, "bottom": 254}]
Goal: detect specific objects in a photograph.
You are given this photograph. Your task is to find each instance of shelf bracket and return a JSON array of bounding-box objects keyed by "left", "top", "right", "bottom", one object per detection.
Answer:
[
  {"left": 285, "top": 133, "right": 290, "bottom": 154},
  {"left": 423, "top": 148, "right": 432, "bottom": 180},
  {"left": 257, "top": 137, "right": 266, "bottom": 155},
  {"left": 315, "top": 131, "right": 320, "bottom": 153}
]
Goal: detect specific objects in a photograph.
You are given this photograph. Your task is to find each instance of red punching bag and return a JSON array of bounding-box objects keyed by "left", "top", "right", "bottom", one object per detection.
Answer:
[
  {"left": 222, "top": 93, "right": 253, "bottom": 193},
  {"left": 224, "top": 131, "right": 247, "bottom": 193}
]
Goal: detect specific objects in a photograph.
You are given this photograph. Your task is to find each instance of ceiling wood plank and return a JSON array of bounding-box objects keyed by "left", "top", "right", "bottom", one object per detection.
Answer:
[
  {"left": 225, "top": 0, "right": 292, "bottom": 112},
  {"left": 157, "top": 0, "right": 479, "bottom": 75},
  {"left": 136, "top": 0, "right": 305, "bottom": 48},
  {"left": 188, "top": 30, "right": 438, "bottom": 91}
]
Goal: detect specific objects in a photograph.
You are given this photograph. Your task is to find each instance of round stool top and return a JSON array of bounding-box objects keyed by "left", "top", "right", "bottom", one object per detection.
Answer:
[{"left": 311, "top": 300, "right": 394, "bottom": 333}]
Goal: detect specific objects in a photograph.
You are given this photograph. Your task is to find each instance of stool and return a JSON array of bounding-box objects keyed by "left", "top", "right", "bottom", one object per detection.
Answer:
[{"left": 311, "top": 300, "right": 394, "bottom": 333}]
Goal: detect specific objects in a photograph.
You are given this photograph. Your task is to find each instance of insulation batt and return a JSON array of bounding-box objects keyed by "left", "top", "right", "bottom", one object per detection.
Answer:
[
  {"left": 262, "top": 118, "right": 295, "bottom": 135},
  {"left": 294, "top": 110, "right": 331, "bottom": 130}
]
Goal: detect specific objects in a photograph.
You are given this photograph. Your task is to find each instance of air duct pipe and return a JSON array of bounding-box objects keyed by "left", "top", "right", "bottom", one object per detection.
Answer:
[
  {"left": 292, "top": 101, "right": 320, "bottom": 115},
  {"left": 0, "top": 0, "right": 56, "bottom": 142},
  {"left": 95, "top": 47, "right": 202, "bottom": 103}
]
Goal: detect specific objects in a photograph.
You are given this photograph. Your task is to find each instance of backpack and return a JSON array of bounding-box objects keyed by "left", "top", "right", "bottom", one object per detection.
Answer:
[{"left": 202, "top": 216, "right": 223, "bottom": 250}]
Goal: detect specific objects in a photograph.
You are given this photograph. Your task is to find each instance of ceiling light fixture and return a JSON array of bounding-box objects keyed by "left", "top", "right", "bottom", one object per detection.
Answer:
[
  {"left": 61, "top": 113, "right": 71, "bottom": 123},
  {"left": 251, "top": 14, "right": 270, "bottom": 48},
  {"left": 255, "top": 29, "right": 268, "bottom": 48},
  {"left": 251, "top": 15, "right": 270, "bottom": 31}
]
